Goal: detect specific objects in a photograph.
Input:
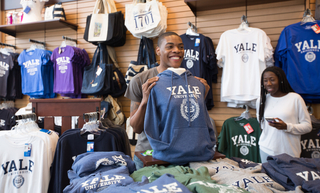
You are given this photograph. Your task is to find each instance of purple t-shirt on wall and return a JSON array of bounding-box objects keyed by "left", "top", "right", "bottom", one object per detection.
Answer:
[{"left": 51, "top": 45, "right": 75, "bottom": 94}]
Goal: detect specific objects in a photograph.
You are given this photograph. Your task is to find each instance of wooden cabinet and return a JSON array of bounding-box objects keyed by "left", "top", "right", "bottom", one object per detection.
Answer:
[{"left": 30, "top": 98, "right": 101, "bottom": 134}]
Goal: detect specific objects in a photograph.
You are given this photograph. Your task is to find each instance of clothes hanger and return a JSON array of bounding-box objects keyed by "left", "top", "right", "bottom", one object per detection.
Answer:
[
  {"left": 0, "top": 46, "right": 10, "bottom": 55},
  {"left": 26, "top": 43, "right": 37, "bottom": 52},
  {"left": 186, "top": 21, "right": 199, "bottom": 36},
  {"left": 27, "top": 39, "right": 46, "bottom": 52},
  {"left": 307, "top": 105, "right": 318, "bottom": 124},
  {"left": 238, "top": 15, "right": 250, "bottom": 31},
  {"left": 60, "top": 36, "right": 77, "bottom": 49},
  {"left": 12, "top": 113, "right": 39, "bottom": 133},
  {"left": 301, "top": 9, "right": 316, "bottom": 25},
  {"left": 0, "top": 43, "right": 15, "bottom": 55},
  {"left": 234, "top": 105, "right": 252, "bottom": 121},
  {"left": 80, "top": 112, "right": 102, "bottom": 135}
]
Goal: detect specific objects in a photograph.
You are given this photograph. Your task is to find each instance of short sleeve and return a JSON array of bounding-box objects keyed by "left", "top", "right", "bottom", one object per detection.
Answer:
[
  {"left": 274, "top": 29, "right": 288, "bottom": 68},
  {"left": 124, "top": 75, "right": 143, "bottom": 103},
  {"left": 8, "top": 55, "right": 14, "bottom": 70},
  {"left": 41, "top": 50, "right": 50, "bottom": 65},
  {"left": 215, "top": 32, "right": 227, "bottom": 61},
  {"left": 50, "top": 48, "right": 56, "bottom": 62},
  {"left": 17, "top": 51, "right": 25, "bottom": 66}
]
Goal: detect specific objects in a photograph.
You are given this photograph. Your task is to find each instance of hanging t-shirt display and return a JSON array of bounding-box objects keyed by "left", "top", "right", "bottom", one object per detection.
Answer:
[
  {"left": 51, "top": 46, "right": 75, "bottom": 94},
  {"left": 7, "top": 53, "right": 23, "bottom": 99},
  {"left": 216, "top": 27, "right": 273, "bottom": 108},
  {"left": 274, "top": 21, "right": 320, "bottom": 103},
  {"left": 180, "top": 34, "right": 209, "bottom": 78},
  {"left": 300, "top": 115, "right": 320, "bottom": 158},
  {"left": 30, "top": 51, "right": 56, "bottom": 99},
  {"left": 0, "top": 53, "right": 14, "bottom": 98},
  {"left": 180, "top": 34, "right": 218, "bottom": 109},
  {"left": 0, "top": 108, "right": 16, "bottom": 130},
  {"left": 18, "top": 49, "right": 50, "bottom": 96},
  {"left": 218, "top": 117, "right": 261, "bottom": 163},
  {"left": 51, "top": 46, "right": 90, "bottom": 98}
]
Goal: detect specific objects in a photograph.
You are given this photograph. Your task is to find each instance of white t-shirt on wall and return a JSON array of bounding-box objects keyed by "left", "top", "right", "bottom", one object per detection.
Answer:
[
  {"left": 216, "top": 27, "right": 273, "bottom": 108},
  {"left": 20, "top": 0, "right": 48, "bottom": 23}
]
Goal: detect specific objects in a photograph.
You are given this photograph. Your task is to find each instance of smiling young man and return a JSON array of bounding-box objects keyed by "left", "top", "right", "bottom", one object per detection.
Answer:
[{"left": 124, "top": 32, "right": 209, "bottom": 169}]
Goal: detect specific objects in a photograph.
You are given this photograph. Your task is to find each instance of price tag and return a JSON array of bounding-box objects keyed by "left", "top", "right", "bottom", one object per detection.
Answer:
[
  {"left": 141, "top": 149, "right": 153, "bottom": 156},
  {"left": 40, "top": 129, "right": 52, "bottom": 135},
  {"left": 96, "top": 66, "right": 102, "bottom": 76},
  {"left": 87, "top": 142, "right": 94, "bottom": 152},
  {"left": 24, "top": 143, "right": 32, "bottom": 157},
  {"left": 311, "top": 24, "right": 320, "bottom": 34},
  {"left": 24, "top": 6, "right": 31, "bottom": 14},
  {"left": 195, "top": 38, "right": 200, "bottom": 47},
  {"left": 243, "top": 123, "right": 254, "bottom": 134}
]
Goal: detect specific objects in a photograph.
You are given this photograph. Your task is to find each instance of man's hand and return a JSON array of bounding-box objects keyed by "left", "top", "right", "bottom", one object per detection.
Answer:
[
  {"left": 130, "top": 76, "right": 159, "bottom": 134},
  {"left": 141, "top": 76, "right": 159, "bottom": 105},
  {"left": 194, "top": 76, "right": 210, "bottom": 98}
]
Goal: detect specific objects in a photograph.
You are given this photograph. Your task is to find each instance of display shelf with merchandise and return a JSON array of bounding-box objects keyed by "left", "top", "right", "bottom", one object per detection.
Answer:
[
  {"left": 0, "top": 19, "right": 77, "bottom": 37},
  {"left": 184, "top": 0, "right": 291, "bottom": 16}
]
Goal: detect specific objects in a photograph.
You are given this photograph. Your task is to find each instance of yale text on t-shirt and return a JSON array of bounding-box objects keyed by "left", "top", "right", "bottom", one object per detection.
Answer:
[
  {"left": 184, "top": 49, "right": 199, "bottom": 61},
  {"left": 2, "top": 159, "right": 34, "bottom": 175},
  {"left": 234, "top": 43, "right": 257, "bottom": 53},
  {"left": 295, "top": 39, "right": 320, "bottom": 53}
]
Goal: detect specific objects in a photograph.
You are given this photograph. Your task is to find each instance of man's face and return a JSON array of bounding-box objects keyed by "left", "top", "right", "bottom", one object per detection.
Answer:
[{"left": 156, "top": 35, "right": 184, "bottom": 68}]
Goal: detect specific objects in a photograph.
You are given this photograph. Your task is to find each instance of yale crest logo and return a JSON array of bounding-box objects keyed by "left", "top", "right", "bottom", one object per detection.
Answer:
[
  {"left": 13, "top": 175, "right": 24, "bottom": 189},
  {"left": 180, "top": 98, "right": 199, "bottom": 122}
]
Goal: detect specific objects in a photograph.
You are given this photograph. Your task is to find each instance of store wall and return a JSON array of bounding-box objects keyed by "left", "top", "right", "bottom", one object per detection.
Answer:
[{"left": 2, "top": 0, "right": 319, "bottom": 133}]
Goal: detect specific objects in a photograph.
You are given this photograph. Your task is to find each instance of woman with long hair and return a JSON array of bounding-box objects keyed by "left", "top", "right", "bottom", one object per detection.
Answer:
[{"left": 256, "top": 66, "right": 312, "bottom": 163}]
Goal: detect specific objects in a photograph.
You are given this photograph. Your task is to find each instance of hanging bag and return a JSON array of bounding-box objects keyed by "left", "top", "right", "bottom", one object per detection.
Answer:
[
  {"left": 84, "top": 0, "right": 116, "bottom": 42},
  {"left": 84, "top": 0, "right": 126, "bottom": 46},
  {"left": 125, "top": 0, "right": 167, "bottom": 38},
  {"left": 124, "top": 37, "right": 158, "bottom": 85},
  {"left": 104, "top": 95, "right": 125, "bottom": 125},
  {"left": 44, "top": 2, "right": 66, "bottom": 21},
  {"left": 106, "top": 46, "right": 127, "bottom": 97},
  {"left": 125, "top": 0, "right": 161, "bottom": 36},
  {"left": 81, "top": 44, "right": 113, "bottom": 95}
]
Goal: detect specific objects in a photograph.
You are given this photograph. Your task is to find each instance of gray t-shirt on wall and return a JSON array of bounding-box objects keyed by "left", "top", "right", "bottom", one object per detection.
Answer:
[{"left": 124, "top": 67, "right": 158, "bottom": 152}]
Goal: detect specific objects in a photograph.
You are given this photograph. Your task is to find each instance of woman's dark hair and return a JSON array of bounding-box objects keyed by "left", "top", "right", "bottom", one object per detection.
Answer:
[{"left": 258, "top": 66, "right": 294, "bottom": 124}]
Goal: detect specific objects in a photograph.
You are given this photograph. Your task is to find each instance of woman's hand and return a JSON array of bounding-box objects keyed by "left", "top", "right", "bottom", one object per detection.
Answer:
[{"left": 268, "top": 118, "right": 287, "bottom": 130}]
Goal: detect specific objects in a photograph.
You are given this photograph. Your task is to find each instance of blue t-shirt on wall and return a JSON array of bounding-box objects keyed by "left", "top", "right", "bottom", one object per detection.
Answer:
[
  {"left": 18, "top": 49, "right": 50, "bottom": 96},
  {"left": 274, "top": 21, "right": 320, "bottom": 103}
]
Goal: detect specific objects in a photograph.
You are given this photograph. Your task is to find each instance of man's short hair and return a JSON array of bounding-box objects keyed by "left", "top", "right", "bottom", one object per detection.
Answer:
[{"left": 157, "top": 32, "right": 180, "bottom": 46}]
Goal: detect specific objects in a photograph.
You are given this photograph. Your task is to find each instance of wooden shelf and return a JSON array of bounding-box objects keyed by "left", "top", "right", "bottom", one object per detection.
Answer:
[
  {"left": 30, "top": 98, "right": 101, "bottom": 134},
  {"left": 0, "top": 19, "right": 78, "bottom": 37},
  {"left": 185, "top": 0, "right": 290, "bottom": 16}
]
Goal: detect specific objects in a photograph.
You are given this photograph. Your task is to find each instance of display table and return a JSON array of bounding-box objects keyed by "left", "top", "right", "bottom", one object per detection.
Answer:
[{"left": 135, "top": 151, "right": 226, "bottom": 167}]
